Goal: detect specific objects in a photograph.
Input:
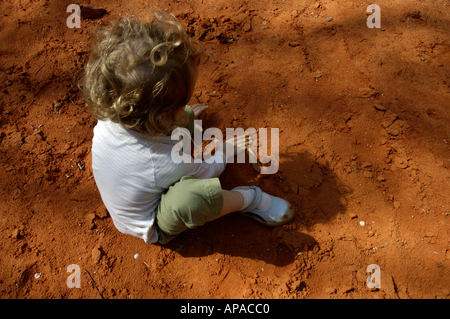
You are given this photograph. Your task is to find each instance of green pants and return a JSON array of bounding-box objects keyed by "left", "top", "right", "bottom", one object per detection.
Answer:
[
  {"left": 155, "top": 106, "right": 223, "bottom": 244},
  {"left": 156, "top": 175, "right": 223, "bottom": 244}
]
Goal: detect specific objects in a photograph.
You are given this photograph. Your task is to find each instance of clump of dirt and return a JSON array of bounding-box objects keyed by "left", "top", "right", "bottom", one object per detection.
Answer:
[{"left": 1, "top": 0, "right": 449, "bottom": 299}]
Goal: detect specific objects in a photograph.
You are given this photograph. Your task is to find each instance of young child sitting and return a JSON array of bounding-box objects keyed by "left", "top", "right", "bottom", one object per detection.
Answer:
[{"left": 82, "top": 13, "right": 294, "bottom": 244}]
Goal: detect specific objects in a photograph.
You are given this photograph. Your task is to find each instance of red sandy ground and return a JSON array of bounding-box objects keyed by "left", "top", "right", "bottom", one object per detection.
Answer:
[{"left": 1, "top": 0, "right": 449, "bottom": 299}]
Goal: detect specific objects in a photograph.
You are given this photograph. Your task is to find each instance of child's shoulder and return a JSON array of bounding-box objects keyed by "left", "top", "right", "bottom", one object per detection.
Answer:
[{"left": 94, "top": 119, "right": 178, "bottom": 147}]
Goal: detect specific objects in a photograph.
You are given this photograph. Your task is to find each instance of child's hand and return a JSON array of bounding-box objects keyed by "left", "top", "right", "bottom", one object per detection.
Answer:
[
  {"left": 190, "top": 103, "right": 209, "bottom": 118},
  {"left": 204, "top": 130, "right": 255, "bottom": 163},
  {"left": 223, "top": 133, "right": 249, "bottom": 161}
]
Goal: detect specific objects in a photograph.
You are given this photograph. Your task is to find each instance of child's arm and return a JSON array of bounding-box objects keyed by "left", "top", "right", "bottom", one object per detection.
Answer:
[
  {"left": 190, "top": 133, "right": 249, "bottom": 180},
  {"left": 181, "top": 104, "right": 209, "bottom": 134},
  {"left": 203, "top": 134, "right": 249, "bottom": 162},
  {"left": 181, "top": 105, "right": 195, "bottom": 136}
]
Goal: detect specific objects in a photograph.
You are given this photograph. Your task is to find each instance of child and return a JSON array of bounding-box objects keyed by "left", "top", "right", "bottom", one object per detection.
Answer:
[{"left": 82, "top": 13, "right": 294, "bottom": 244}]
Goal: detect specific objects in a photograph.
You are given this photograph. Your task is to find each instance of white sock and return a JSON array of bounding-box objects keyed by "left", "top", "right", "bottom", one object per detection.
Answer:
[
  {"left": 257, "top": 193, "right": 272, "bottom": 211},
  {"left": 234, "top": 188, "right": 272, "bottom": 211},
  {"left": 234, "top": 189, "right": 254, "bottom": 211}
]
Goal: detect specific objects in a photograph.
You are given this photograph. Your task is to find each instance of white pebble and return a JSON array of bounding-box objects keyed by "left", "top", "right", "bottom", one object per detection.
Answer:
[
  {"left": 359, "top": 221, "right": 366, "bottom": 226},
  {"left": 134, "top": 254, "right": 139, "bottom": 259},
  {"left": 34, "top": 273, "right": 41, "bottom": 279}
]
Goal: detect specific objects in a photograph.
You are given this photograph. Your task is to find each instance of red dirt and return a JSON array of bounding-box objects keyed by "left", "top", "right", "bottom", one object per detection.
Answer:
[{"left": 1, "top": 0, "right": 449, "bottom": 299}]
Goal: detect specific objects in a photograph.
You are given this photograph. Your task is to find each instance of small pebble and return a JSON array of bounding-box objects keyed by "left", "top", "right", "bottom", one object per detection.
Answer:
[
  {"left": 34, "top": 273, "right": 41, "bottom": 279},
  {"left": 359, "top": 221, "right": 366, "bottom": 226},
  {"left": 134, "top": 254, "right": 139, "bottom": 259}
]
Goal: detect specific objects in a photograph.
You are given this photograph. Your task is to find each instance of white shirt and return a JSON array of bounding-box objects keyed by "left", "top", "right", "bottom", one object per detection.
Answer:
[{"left": 91, "top": 120, "right": 226, "bottom": 243}]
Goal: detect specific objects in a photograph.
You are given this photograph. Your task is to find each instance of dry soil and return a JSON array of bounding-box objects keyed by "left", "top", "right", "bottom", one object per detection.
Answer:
[{"left": 1, "top": 0, "right": 450, "bottom": 299}]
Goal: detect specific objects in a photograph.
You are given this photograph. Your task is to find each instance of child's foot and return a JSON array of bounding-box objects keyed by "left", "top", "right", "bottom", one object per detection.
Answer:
[{"left": 232, "top": 186, "right": 295, "bottom": 226}]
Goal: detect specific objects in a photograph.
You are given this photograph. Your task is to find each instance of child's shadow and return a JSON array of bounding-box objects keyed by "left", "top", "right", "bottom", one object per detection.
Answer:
[{"left": 164, "top": 149, "right": 350, "bottom": 268}]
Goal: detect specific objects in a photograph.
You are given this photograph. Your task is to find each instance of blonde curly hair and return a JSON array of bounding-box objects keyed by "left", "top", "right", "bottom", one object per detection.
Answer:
[{"left": 82, "top": 13, "right": 202, "bottom": 135}]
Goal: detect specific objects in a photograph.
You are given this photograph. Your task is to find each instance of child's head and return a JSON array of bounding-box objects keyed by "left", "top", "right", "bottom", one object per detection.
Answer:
[{"left": 82, "top": 12, "right": 201, "bottom": 135}]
